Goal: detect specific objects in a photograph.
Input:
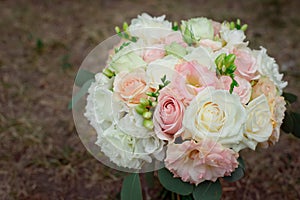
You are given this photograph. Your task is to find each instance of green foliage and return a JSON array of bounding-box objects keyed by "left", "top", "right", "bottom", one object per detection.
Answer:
[
  {"left": 223, "top": 156, "right": 245, "bottom": 182},
  {"left": 115, "top": 22, "right": 138, "bottom": 42},
  {"left": 75, "top": 69, "right": 95, "bottom": 87},
  {"left": 121, "top": 173, "right": 143, "bottom": 200},
  {"left": 229, "top": 19, "right": 248, "bottom": 31},
  {"left": 215, "top": 53, "right": 239, "bottom": 94},
  {"left": 158, "top": 168, "right": 194, "bottom": 196},
  {"left": 283, "top": 92, "right": 297, "bottom": 104},
  {"left": 68, "top": 79, "right": 94, "bottom": 110},
  {"left": 114, "top": 42, "right": 131, "bottom": 54},
  {"left": 192, "top": 180, "right": 222, "bottom": 200},
  {"left": 282, "top": 111, "right": 300, "bottom": 138}
]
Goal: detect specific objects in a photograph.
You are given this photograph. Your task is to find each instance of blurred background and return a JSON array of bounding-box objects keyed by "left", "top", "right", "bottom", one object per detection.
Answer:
[{"left": 1, "top": 0, "right": 300, "bottom": 199}]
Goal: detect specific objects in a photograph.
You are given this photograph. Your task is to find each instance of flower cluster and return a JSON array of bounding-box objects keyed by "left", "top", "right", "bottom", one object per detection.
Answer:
[{"left": 85, "top": 13, "right": 287, "bottom": 185}]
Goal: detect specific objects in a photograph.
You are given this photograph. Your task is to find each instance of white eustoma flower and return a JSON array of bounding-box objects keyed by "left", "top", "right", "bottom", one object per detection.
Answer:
[
  {"left": 181, "top": 17, "right": 214, "bottom": 41},
  {"left": 128, "top": 13, "right": 172, "bottom": 44},
  {"left": 253, "top": 47, "right": 287, "bottom": 93},
  {"left": 242, "top": 94, "right": 273, "bottom": 150},
  {"left": 183, "top": 87, "right": 247, "bottom": 151},
  {"left": 184, "top": 46, "right": 217, "bottom": 71},
  {"left": 146, "top": 55, "right": 179, "bottom": 88},
  {"left": 109, "top": 46, "right": 147, "bottom": 73},
  {"left": 96, "top": 125, "right": 164, "bottom": 169}
]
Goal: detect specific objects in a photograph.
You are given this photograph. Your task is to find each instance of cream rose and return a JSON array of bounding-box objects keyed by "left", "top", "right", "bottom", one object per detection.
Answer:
[
  {"left": 182, "top": 87, "right": 247, "bottom": 150},
  {"left": 153, "top": 87, "right": 185, "bottom": 142},
  {"left": 243, "top": 94, "right": 273, "bottom": 150}
]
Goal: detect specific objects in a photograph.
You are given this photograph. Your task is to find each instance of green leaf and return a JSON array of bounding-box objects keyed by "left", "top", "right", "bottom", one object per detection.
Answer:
[
  {"left": 223, "top": 156, "right": 245, "bottom": 182},
  {"left": 145, "top": 172, "right": 154, "bottom": 188},
  {"left": 68, "top": 79, "right": 93, "bottom": 110},
  {"left": 75, "top": 69, "right": 95, "bottom": 87},
  {"left": 281, "top": 111, "right": 295, "bottom": 134},
  {"left": 158, "top": 168, "right": 194, "bottom": 195},
  {"left": 291, "top": 112, "right": 300, "bottom": 138},
  {"left": 121, "top": 173, "right": 143, "bottom": 200},
  {"left": 223, "top": 166, "right": 244, "bottom": 182},
  {"left": 282, "top": 92, "right": 297, "bottom": 104},
  {"left": 193, "top": 180, "right": 222, "bottom": 200}
]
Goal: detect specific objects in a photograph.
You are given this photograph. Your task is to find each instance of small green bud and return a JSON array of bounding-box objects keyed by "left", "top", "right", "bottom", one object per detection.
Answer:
[
  {"left": 241, "top": 24, "right": 248, "bottom": 31},
  {"left": 236, "top": 19, "right": 241, "bottom": 26},
  {"left": 115, "top": 26, "right": 121, "bottom": 33},
  {"left": 215, "top": 53, "right": 226, "bottom": 70},
  {"left": 103, "top": 68, "right": 115, "bottom": 78},
  {"left": 151, "top": 101, "right": 157, "bottom": 107},
  {"left": 135, "top": 104, "right": 146, "bottom": 115},
  {"left": 140, "top": 98, "right": 150, "bottom": 106},
  {"left": 123, "top": 22, "right": 129, "bottom": 31},
  {"left": 225, "top": 54, "right": 236, "bottom": 66},
  {"left": 143, "top": 111, "right": 152, "bottom": 119},
  {"left": 143, "top": 119, "right": 154, "bottom": 129},
  {"left": 230, "top": 22, "right": 235, "bottom": 30}
]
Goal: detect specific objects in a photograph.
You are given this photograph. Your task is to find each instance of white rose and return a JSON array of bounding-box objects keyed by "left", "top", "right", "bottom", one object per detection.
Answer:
[
  {"left": 96, "top": 125, "right": 164, "bottom": 169},
  {"left": 117, "top": 107, "right": 155, "bottom": 138},
  {"left": 181, "top": 17, "right": 214, "bottom": 42},
  {"left": 183, "top": 87, "right": 247, "bottom": 150},
  {"left": 220, "top": 24, "right": 247, "bottom": 47},
  {"left": 183, "top": 46, "right": 217, "bottom": 71},
  {"left": 128, "top": 13, "right": 172, "bottom": 44},
  {"left": 242, "top": 94, "right": 273, "bottom": 150},
  {"left": 85, "top": 81, "right": 114, "bottom": 132},
  {"left": 147, "top": 55, "right": 179, "bottom": 88},
  {"left": 253, "top": 47, "right": 287, "bottom": 93}
]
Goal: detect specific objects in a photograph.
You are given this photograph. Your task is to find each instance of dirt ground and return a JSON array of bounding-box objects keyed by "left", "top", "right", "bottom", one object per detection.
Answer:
[{"left": 1, "top": 0, "right": 300, "bottom": 199}]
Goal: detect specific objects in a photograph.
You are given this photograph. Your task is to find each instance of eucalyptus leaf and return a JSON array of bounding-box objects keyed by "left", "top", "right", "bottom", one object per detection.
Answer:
[
  {"left": 121, "top": 173, "right": 143, "bottom": 200},
  {"left": 75, "top": 69, "right": 95, "bottom": 87},
  {"left": 158, "top": 168, "right": 194, "bottom": 196},
  {"left": 193, "top": 180, "right": 222, "bottom": 200},
  {"left": 223, "top": 156, "right": 245, "bottom": 182},
  {"left": 291, "top": 112, "right": 300, "bottom": 138},
  {"left": 281, "top": 111, "right": 295, "bottom": 134},
  {"left": 68, "top": 79, "right": 93, "bottom": 110},
  {"left": 223, "top": 166, "right": 244, "bottom": 182},
  {"left": 282, "top": 92, "right": 297, "bottom": 104}
]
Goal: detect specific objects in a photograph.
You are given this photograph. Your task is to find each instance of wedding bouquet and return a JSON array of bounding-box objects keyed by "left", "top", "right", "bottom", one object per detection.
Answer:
[{"left": 72, "top": 13, "right": 299, "bottom": 199}]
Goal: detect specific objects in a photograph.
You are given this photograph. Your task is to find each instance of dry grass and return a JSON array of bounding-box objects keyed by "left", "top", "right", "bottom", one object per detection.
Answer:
[{"left": 1, "top": 0, "right": 300, "bottom": 199}]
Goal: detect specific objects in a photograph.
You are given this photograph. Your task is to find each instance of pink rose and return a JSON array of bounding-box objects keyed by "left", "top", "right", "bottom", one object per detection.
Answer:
[
  {"left": 143, "top": 44, "right": 166, "bottom": 63},
  {"left": 218, "top": 75, "right": 252, "bottom": 104},
  {"left": 164, "top": 32, "right": 187, "bottom": 47},
  {"left": 232, "top": 48, "right": 259, "bottom": 81},
  {"left": 172, "top": 61, "right": 218, "bottom": 105},
  {"left": 199, "top": 39, "right": 222, "bottom": 51},
  {"left": 165, "top": 139, "right": 239, "bottom": 185},
  {"left": 153, "top": 87, "right": 185, "bottom": 142},
  {"left": 113, "top": 68, "right": 153, "bottom": 105}
]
